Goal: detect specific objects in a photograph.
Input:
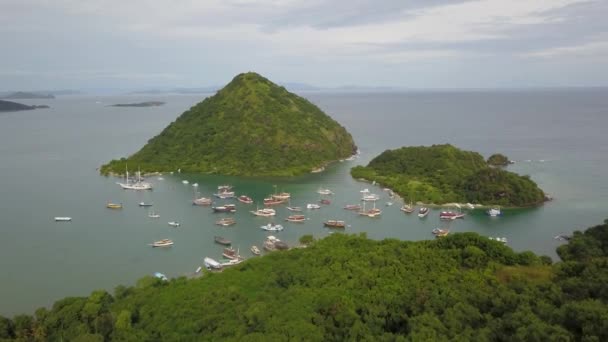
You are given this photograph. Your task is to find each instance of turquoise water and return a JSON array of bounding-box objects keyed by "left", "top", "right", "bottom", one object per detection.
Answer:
[{"left": 1, "top": 90, "right": 607, "bottom": 316}]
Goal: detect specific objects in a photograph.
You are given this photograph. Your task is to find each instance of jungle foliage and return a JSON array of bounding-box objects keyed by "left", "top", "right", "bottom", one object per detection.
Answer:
[
  {"left": 351, "top": 144, "right": 545, "bottom": 206},
  {"left": 101, "top": 72, "right": 357, "bottom": 177},
  {"left": 2, "top": 220, "right": 607, "bottom": 341}
]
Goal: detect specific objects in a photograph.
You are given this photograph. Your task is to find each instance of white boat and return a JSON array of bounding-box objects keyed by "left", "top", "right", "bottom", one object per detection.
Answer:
[
  {"left": 117, "top": 166, "right": 153, "bottom": 190},
  {"left": 168, "top": 221, "right": 180, "bottom": 227},
  {"left": 360, "top": 188, "right": 370, "bottom": 193},
  {"left": 361, "top": 194, "right": 380, "bottom": 201},
  {"left": 317, "top": 188, "right": 334, "bottom": 195},
  {"left": 138, "top": 202, "right": 153, "bottom": 207},
  {"left": 306, "top": 203, "right": 321, "bottom": 209},
  {"left": 204, "top": 257, "right": 222, "bottom": 270},
  {"left": 386, "top": 202, "right": 393, "bottom": 206},
  {"left": 418, "top": 207, "right": 429, "bottom": 218},
  {"left": 182, "top": 180, "right": 189, "bottom": 184},
  {"left": 149, "top": 239, "right": 173, "bottom": 247},
  {"left": 192, "top": 183, "right": 198, "bottom": 187},
  {"left": 54, "top": 217, "right": 72, "bottom": 222},
  {"left": 148, "top": 210, "right": 160, "bottom": 218},
  {"left": 221, "top": 258, "right": 244, "bottom": 267},
  {"left": 286, "top": 206, "right": 302, "bottom": 212},
  {"left": 260, "top": 223, "right": 284, "bottom": 231},
  {"left": 487, "top": 207, "right": 502, "bottom": 217},
  {"left": 250, "top": 208, "right": 276, "bottom": 217}
]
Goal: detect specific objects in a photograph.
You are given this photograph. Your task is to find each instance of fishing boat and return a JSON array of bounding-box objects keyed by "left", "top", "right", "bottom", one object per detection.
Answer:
[
  {"left": 149, "top": 239, "right": 174, "bottom": 247},
  {"left": 54, "top": 217, "right": 72, "bottom": 222},
  {"left": 168, "top": 221, "right": 180, "bottom": 227},
  {"left": 251, "top": 245, "right": 261, "bottom": 255},
  {"left": 260, "top": 223, "right": 284, "bottom": 231},
  {"left": 106, "top": 202, "right": 123, "bottom": 209},
  {"left": 193, "top": 197, "right": 212, "bottom": 206},
  {"left": 250, "top": 208, "right": 276, "bottom": 217},
  {"left": 222, "top": 246, "right": 240, "bottom": 260},
  {"left": 148, "top": 210, "right": 160, "bottom": 218},
  {"left": 204, "top": 257, "right": 222, "bottom": 270},
  {"left": 317, "top": 188, "right": 334, "bottom": 195},
  {"left": 212, "top": 204, "right": 236, "bottom": 213},
  {"left": 487, "top": 207, "right": 502, "bottom": 217},
  {"left": 439, "top": 211, "right": 465, "bottom": 220},
  {"left": 306, "top": 203, "right": 321, "bottom": 209},
  {"left": 117, "top": 166, "right": 153, "bottom": 190},
  {"left": 432, "top": 228, "right": 449, "bottom": 237},
  {"left": 324, "top": 220, "right": 346, "bottom": 228},
  {"left": 215, "top": 217, "right": 236, "bottom": 226},
  {"left": 214, "top": 236, "right": 231, "bottom": 245},
  {"left": 285, "top": 214, "right": 306, "bottom": 223},
  {"left": 319, "top": 198, "right": 331, "bottom": 205},
  {"left": 138, "top": 202, "right": 153, "bottom": 207},
  {"left": 343, "top": 204, "right": 361, "bottom": 210},
  {"left": 237, "top": 195, "right": 254, "bottom": 204},
  {"left": 361, "top": 194, "right": 380, "bottom": 202},
  {"left": 418, "top": 207, "right": 429, "bottom": 218},
  {"left": 400, "top": 203, "right": 414, "bottom": 213}
]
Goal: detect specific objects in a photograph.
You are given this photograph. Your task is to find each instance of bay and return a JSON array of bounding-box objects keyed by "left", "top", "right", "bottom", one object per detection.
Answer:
[{"left": 1, "top": 89, "right": 607, "bottom": 316}]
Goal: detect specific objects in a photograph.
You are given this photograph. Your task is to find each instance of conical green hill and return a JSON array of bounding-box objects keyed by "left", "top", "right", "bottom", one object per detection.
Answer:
[{"left": 101, "top": 72, "right": 357, "bottom": 176}]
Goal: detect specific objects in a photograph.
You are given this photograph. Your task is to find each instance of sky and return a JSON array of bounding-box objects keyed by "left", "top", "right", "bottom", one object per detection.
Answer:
[{"left": 1, "top": 0, "right": 607, "bottom": 91}]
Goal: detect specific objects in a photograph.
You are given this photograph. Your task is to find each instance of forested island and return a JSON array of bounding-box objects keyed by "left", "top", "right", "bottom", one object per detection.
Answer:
[
  {"left": 110, "top": 101, "right": 165, "bottom": 107},
  {"left": 1, "top": 220, "right": 606, "bottom": 341},
  {"left": 0, "top": 100, "right": 49, "bottom": 112},
  {"left": 101, "top": 72, "right": 356, "bottom": 177},
  {"left": 0, "top": 92, "right": 54, "bottom": 99},
  {"left": 351, "top": 144, "right": 545, "bottom": 207}
]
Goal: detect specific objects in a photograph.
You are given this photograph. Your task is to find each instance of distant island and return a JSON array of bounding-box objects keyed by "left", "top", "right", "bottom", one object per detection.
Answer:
[
  {"left": 101, "top": 72, "right": 357, "bottom": 177},
  {"left": 110, "top": 101, "right": 165, "bottom": 107},
  {"left": 351, "top": 144, "right": 546, "bottom": 207},
  {"left": 0, "top": 100, "right": 49, "bottom": 112},
  {"left": 0, "top": 91, "right": 54, "bottom": 99}
]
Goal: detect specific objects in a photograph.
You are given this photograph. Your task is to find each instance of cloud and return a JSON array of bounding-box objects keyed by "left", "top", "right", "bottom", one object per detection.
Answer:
[{"left": 522, "top": 40, "right": 608, "bottom": 58}]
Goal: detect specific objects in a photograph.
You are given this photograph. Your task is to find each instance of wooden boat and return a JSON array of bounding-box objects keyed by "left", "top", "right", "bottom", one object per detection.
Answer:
[
  {"left": 271, "top": 192, "right": 291, "bottom": 201},
  {"left": 263, "top": 197, "right": 284, "bottom": 206},
  {"left": 212, "top": 204, "right": 236, "bottom": 213},
  {"left": 358, "top": 202, "right": 382, "bottom": 217},
  {"left": 251, "top": 245, "right": 261, "bottom": 255},
  {"left": 260, "top": 223, "right": 284, "bottom": 231},
  {"left": 324, "top": 220, "right": 346, "bottom": 228},
  {"left": 106, "top": 202, "right": 123, "bottom": 209},
  {"left": 418, "top": 207, "right": 429, "bottom": 218},
  {"left": 285, "top": 214, "right": 306, "bottom": 223},
  {"left": 237, "top": 195, "right": 253, "bottom": 204},
  {"left": 149, "top": 239, "right": 173, "bottom": 247},
  {"left": 138, "top": 202, "right": 153, "bottom": 207},
  {"left": 222, "top": 247, "right": 240, "bottom": 260},
  {"left": 214, "top": 236, "right": 231, "bottom": 245},
  {"left": 117, "top": 166, "right": 153, "bottom": 190},
  {"left": 439, "top": 211, "right": 465, "bottom": 220},
  {"left": 250, "top": 208, "right": 276, "bottom": 217},
  {"left": 54, "top": 217, "right": 72, "bottom": 222},
  {"left": 215, "top": 217, "right": 236, "bottom": 226},
  {"left": 343, "top": 204, "right": 361, "bottom": 211},
  {"left": 168, "top": 221, "right": 180, "bottom": 227}
]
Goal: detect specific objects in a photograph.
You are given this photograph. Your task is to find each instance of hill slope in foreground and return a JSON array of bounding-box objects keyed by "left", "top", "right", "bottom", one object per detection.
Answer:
[
  {"left": 101, "top": 72, "right": 356, "bottom": 177},
  {"left": 2, "top": 220, "right": 607, "bottom": 341},
  {"left": 351, "top": 144, "right": 546, "bottom": 207}
]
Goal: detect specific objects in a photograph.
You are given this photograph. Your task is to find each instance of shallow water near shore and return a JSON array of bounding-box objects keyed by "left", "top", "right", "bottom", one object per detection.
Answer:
[{"left": 1, "top": 89, "right": 607, "bottom": 316}]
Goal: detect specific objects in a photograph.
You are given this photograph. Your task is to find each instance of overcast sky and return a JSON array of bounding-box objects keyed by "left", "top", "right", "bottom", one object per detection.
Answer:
[{"left": 1, "top": 0, "right": 607, "bottom": 90}]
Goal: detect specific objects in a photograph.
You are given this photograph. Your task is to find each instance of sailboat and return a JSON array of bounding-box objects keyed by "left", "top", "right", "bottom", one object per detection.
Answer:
[
  {"left": 117, "top": 165, "right": 152, "bottom": 190},
  {"left": 148, "top": 210, "right": 160, "bottom": 218}
]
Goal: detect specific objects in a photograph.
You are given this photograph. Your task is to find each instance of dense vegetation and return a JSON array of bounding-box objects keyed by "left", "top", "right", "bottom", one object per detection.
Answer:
[
  {"left": 0, "top": 100, "right": 48, "bottom": 112},
  {"left": 101, "top": 72, "right": 356, "bottom": 177},
  {"left": 351, "top": 144, "right": 545, "bottom": 206},
  {"left": 487, "top": 153, "right": 510, "bottom": 166},
  {"left": 2, "top": 220, "right": 607, "bottom": 341}
]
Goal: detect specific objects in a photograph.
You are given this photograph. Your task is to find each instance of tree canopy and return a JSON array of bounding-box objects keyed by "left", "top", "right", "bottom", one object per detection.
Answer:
[
  {"left": 2, "top": 220, "right": 607, "bottom": 341},
  {"left": 101, "top": 72, "right": 357, "bottom": 177},
  {"left": 487, "top": 153, "right": 510, "bottom": 166},
  {"left": 351, "top": 144, "right": 545, "bottom": 206}
]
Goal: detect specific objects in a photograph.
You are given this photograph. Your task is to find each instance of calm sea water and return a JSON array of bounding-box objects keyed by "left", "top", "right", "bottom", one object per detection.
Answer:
[{"left": 1, "top": 89, "right": 607, "bottom": 316}]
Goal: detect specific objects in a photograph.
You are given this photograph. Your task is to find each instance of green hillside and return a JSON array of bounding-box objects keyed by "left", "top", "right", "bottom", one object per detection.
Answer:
[
  {"left": 351, "top": 144, "right": 545, "bottom": 206},
  {"left": 2, "top": 220, "right": 607, "bottom": 341},
  {"left": 101, "top": 72, "right": 357, "bottom": 176}
]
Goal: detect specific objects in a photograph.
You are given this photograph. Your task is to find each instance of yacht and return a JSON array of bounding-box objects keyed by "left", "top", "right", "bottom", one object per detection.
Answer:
[{"left": 117, "top": 166, "right": 153, "bottom": 190}]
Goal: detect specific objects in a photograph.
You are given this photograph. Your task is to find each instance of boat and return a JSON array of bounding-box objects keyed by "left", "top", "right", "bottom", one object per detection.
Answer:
[
  {"left": 307, "top": 203, "right": 321, "bottom": 209},
  {"left": 264, "top": 235, "right": 288, "bottom": 251},
  {"left": 263, "top": 197, "right": 285, "bottom": 206},
  {"left": 168, "top": 221, "right": 180, "bottom": 227},
  {"left": 439, "top": 211, "right": 465, "bottom": 220},
  {"left": 251, "top": 245, "right": 261, "bottom": 255},
  {"left": 192, "top": 183, "right": 198, "bottom": 187},
  {"left": 487, "top": 207, "right": 502, "bottom": 217},
  {"left": 106, "top": 202, "right": 123, "bottom": 209},
  {"left": 212, "top": 204, "right": 236, "bottom": 213},
  {"left": 317, "top": 188, "right": 334, "bottom": 195},
  {"left": 54, "top": 217, "right": 72, "bottom": 222},
  {"left": 148, "top": 210, "right": 160, "bottom": 218},
  {"left": 153, "top": 272, "right": 168, "bottom": 281},
  {"left": 400, "top": 203, "right": 414, "bottom": 213},
  {"left": 149, "top": 239, "right": 174, "bottom": 247},
  {"left": 215, "top": 217, "right": 236, "bottom": 226},
  {"left": 237, "top": 195, "right": 254, "bottom": 204},
  {"left": 319, "top": 198, "right": 331, "bottom": 205},
  {"left": 182, "top": 180, "right": 189, "bottom": 184},
  {"left": 260, "top": 223, "right": 284, "bottom": 231},
  {"left": 432, "top": 228, "right": 449, "bottom": 237},
  {"left": 222, "top": 246, "right": 240, "bottom": 260},
  {"left": 358, "top": 202, "right": 382, "bottom": 217},
  {"left": 343, "top": 204, "right": 361, "bottom": 210},
  {"left": 250, "top": 208, "right": 276, "bottom": 217},
  {"left": 361, "top": 194, "right": 380, "bottom": 202},
  {"left": 285, "top": 214, "right": 306, "bottom": 223},
  {"left": 117, "top": 166, "right": 153, "bottom": 190},
  {"left": 271, "top": 192, "right": 291, "bottom": 201},
  {"left": 386, "top": 201, "right": 393, "bottom": 206},
  {"left": 418, "top": 207, "right": 429, "bottom": 218},
  {"left": 204, "top": 257, "right": 222, "bottom": 270},
  {"left": 324, "top": 220, "right": 346, "bottom": 228},
  {"left": 286, "top": 206, "right": 302, "bottom": 212},
  {"left": 466, "top": 203, "right": 475, "bottom": 210},
  {"left": 221, "top": 258, "right": 244, "bottom": 267},
  {"left": 360, "top": 188, "right": 370, "bottom": 194},
  {"left": 214, "top": 190, "right": 235, "bottom": 199},
  {"left": 193, "top": 197, "right": 213, "bottom": 206},
  {"left": 214, "top": 236, "right": 231, "bottom": 245},
  {"left": 138, "top": 202, "right": 153, "bottom": 207},
  {"left": 217, "top": 185, "right": 232, "bottom": 191}
]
